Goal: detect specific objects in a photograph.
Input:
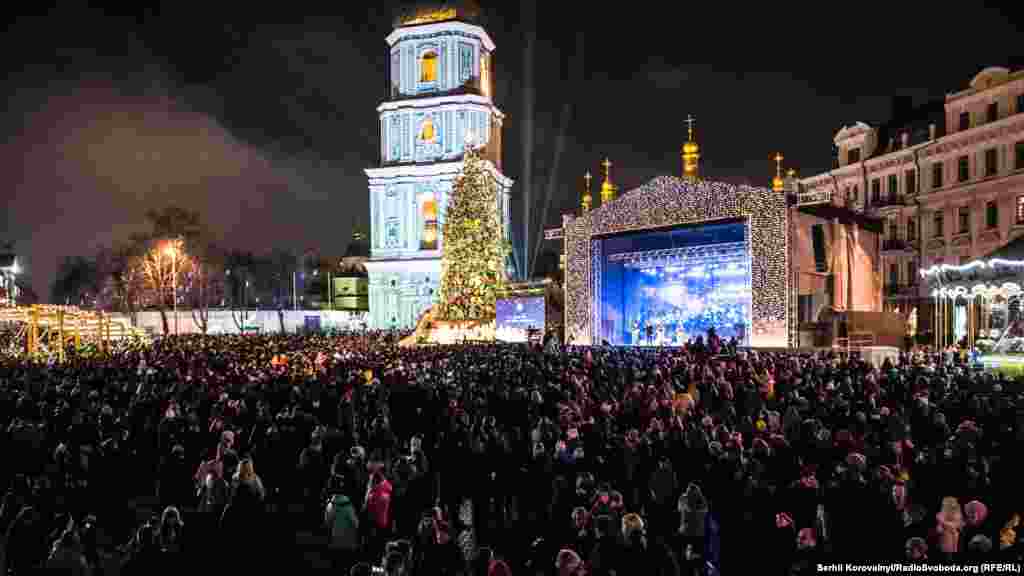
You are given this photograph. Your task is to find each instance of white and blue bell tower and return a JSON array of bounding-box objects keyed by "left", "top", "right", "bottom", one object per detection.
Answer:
[{"left": 364, "top": 6, "right": 513, "bottom": 329}]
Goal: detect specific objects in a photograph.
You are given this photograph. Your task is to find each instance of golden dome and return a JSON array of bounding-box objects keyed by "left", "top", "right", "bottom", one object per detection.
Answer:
[
  {"left": 681, "top": 115, "right": 700, "bottom": 180},
  {"left": 771, "top": 152, "right": 785, "bottom": 192}
]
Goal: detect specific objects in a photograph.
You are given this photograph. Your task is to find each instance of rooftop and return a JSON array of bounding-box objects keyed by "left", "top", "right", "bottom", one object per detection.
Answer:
[{"left": 393, "top": 1, "right": 481, "bottom": 28}]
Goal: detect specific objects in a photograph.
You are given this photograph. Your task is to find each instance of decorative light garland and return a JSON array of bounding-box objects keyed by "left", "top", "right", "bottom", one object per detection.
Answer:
[
  {"left": 563, "top": 176, "right": 788, "bottom": 346},
  {"left": 435, "top": 144, "right": 509, "bottom": 321}
]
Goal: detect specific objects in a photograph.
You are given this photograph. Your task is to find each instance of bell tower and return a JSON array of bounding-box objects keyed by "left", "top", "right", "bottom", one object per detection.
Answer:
[{"left": 364, "top": 5, "right": 513, "bottom": 329}]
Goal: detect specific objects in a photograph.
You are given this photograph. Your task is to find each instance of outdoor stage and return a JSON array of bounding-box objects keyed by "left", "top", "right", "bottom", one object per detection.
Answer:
[{"left": 561, "top": 176, "right": 790, "bottom": 348}]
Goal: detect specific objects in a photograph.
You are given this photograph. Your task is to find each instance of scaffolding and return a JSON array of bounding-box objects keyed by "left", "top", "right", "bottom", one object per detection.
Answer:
[{"left": 0, "top": 305, "right": 148, "bottom": 360}]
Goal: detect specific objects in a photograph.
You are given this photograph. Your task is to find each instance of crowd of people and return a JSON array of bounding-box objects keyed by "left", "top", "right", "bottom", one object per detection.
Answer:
[{"left": 0, "top": 327, "right": 1022, "bottom": 575}]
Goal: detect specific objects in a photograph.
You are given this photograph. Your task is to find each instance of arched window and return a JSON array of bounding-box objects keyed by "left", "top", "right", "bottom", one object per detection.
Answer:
[
  {"left": 419, "top": 116, "right": 435, "bottom": 143},
  {"left": 420, "top": 197, "right": 438, "bottom": 250},
  {"left": 419, "top": 51, "right": 437, "bottom": 83}
]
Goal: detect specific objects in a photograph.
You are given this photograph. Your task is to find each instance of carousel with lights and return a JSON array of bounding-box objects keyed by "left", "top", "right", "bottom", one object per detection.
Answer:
[{"left": 921, "top": 237, "right": 1024, "bottom": 372}]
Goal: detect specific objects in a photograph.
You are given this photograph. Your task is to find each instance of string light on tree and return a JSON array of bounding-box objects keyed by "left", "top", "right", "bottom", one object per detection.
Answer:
[{"left": 436, "top": 140, "right": 509, "bottom": 321}]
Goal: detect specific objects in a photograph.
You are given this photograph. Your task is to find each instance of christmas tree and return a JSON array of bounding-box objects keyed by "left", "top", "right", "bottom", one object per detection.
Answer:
[{"left": 436, "top": 142, "right": 507, "bottom": 321}]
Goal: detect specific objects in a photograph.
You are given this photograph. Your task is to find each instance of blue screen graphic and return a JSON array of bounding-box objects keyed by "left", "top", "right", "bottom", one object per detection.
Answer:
[
  {"left": 496, "top": 297, "right": 546, "bottom": 342},
  {"left": 598, "top": 220, "right": 751, "bottom": 346}
]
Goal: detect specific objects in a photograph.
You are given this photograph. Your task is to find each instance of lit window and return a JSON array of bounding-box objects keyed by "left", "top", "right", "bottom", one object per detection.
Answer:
[
  {"left": 480, "top": 53, "right": 490, "bottom": 96},
  {"left": 420, "top": 198, "right": 438, "bottom": 250},
  {"left": 419, "top": 116, "right": 436, "bottom": 143},
  {"left": 1016, "top": 196, "right": 1024, "bottom": 224},
  {"left": 419, "top": 52, "right": 437, "bottom": 83}
]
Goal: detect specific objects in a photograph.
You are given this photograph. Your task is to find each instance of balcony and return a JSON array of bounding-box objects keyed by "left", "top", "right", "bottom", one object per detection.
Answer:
[
  {"left": 869, "top": 194, "right": 914, "bottom": 210},
  {"left": 881, "top": 239, "right": 918, "bottom": 254}
]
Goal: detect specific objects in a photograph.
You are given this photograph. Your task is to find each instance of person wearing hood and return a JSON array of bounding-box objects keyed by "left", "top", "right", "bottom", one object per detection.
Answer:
[
  {"left": 219, "top": 457, "right": 266, "bottom": 568},
  {"left": 587, "top": 514, "right": 619, "bottom": 576},
  {"left": 677, "top": 483, "right": 708, "bottom": 562},
  {"left": 325, "top": 473, "right": 360, "bottom": 569}
]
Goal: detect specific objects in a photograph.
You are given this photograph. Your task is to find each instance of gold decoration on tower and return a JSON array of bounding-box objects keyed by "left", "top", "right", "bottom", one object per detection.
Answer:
[
  {"left": 352, "top": 223, "right": 366, "bottom": 242},
  {"left": 401, "top": 7, "right": 458, "bottom": 26},
  {"left": 600, "top": 158, "right": 617, "bottom": 205},
  {"left": 581, "top": 171, "right": 593, "bottom": 214},
  {"left": 682, "top": 115, "right": 700, "bottom": 181},
  {"left": 772, "top": 153, "right": 785, "bottom": 192}
]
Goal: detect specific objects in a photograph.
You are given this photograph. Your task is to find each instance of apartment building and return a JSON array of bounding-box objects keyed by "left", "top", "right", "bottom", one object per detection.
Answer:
[{"left": 797, "top": 67, "right": 1024, "bottom": 338}]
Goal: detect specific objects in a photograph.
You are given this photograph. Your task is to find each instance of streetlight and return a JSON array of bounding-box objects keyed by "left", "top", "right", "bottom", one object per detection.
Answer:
[{"left": 164, "top": 241, "right": 180, "bottom": 335}]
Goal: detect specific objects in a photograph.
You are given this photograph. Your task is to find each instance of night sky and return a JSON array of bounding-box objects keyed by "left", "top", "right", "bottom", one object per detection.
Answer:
[{"left": 2, "top": 3, "right": 1022, "bottom": 300}]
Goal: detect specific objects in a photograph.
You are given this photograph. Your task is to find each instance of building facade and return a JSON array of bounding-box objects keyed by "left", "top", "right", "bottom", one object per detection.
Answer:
[
  {"left": 364, "top": 8, "right": 513, "bottom": 329},
  {"left": 335, "top": 228, "right": 370, "bottom": 314},
  {"left": 798, "top": 66, "right": 1024, "bottom": 341}
]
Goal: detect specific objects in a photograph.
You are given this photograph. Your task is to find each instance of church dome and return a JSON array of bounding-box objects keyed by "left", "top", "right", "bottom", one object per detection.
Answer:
[{"left": 683, "top": 140, "right": 699, "bottom": 155}]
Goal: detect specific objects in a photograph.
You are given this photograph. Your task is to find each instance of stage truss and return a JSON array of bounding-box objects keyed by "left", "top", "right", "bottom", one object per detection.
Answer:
[
  {"left": 562, "top": 176, "right": 790, "bottom": 347},
  {"left": 608, "top": 241, "right": 749, "bottom": 269}
]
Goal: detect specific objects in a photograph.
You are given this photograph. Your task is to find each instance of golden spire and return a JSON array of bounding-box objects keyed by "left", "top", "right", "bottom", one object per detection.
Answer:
[
  {"left": 352, "top": 221, "right": 365, "bottom": 242},
  {"left": 581, "top": 171, "right": 593, "bottom": 213},
  {"left": 600, "top": 158, "right": 617, "bottom": 204},
  {"left": 772, "top": 153, "right": 785, "bottom": 192},
  {"left": 682, "top": 114, "right": 700, "bottom": 181}
]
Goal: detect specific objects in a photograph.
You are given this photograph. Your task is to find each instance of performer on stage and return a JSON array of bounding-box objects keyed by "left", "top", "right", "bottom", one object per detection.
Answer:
[
  {"left": 632, "top": 320, "right": 642, "bottom": 346},
  {"left": 645, "top": 322, "right": 654, "bottom": 345},
  {"left": 655, "top": 318, "right": 666, "bottom": 346}
]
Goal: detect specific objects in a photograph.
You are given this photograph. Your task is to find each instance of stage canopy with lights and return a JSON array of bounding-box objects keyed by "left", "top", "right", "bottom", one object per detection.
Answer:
[{"left": 562, "top": 176, "right": 789, "bottom": 348}]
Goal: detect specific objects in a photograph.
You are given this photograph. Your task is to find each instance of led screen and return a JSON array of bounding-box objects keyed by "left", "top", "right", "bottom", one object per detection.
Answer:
[{"left": 495, "top": 297, "right": 546, "bottom": 342}]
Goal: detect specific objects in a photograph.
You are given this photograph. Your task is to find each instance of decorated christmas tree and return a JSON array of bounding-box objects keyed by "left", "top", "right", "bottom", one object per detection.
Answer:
[{"left": 436, "top": 141, "right": 507, "bottom": 321}]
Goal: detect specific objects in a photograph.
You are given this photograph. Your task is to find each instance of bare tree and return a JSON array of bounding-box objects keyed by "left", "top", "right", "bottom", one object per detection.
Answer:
[
  {"left": 134, "top": 237, "right": 192, "bottom": 334},
  {"left": 225, "top": 250, "right": 256, "bottom": 333},
  {"left": 96, "top": 243, "right": 143, "bottom": 321},
  {"left": 188, "top": 254, "right": 223, "bottom": 334}
]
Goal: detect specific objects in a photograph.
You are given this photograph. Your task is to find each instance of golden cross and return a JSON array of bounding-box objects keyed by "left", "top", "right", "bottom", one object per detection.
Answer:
[
  {"left": 584, "top": 171, "right": 592, "bottom": 190},
  {"left": 685, "top": 115, "right": 695, "bottom": 139},
  {"left": 602, "top": 158, "right": 612, "bottom": 175},
  {"left": 774, "top": 152, "right": 784, "bottom": 176}
]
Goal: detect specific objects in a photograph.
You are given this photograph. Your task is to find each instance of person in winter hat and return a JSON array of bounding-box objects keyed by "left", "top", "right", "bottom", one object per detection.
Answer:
[
  {"left": 555, "top": 548, "right": 582, "bottom": 576},
  {"left": 905, "top": 537, "right": 928, "bottom": 560},
  {"left": 679, "top": 483, "right": 708, "bottom": 544},
  {"left": 325, "top": 474, "right": 360, "bottom": 558}
]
